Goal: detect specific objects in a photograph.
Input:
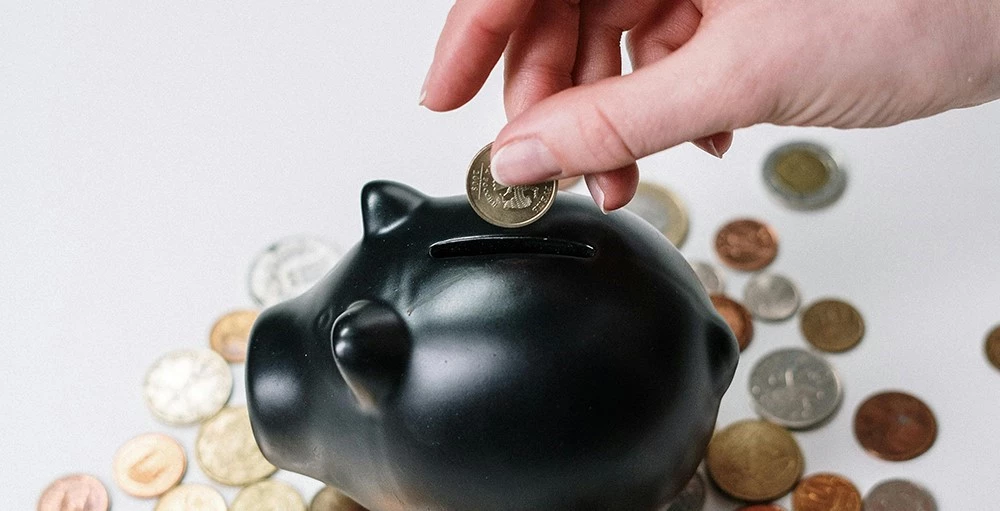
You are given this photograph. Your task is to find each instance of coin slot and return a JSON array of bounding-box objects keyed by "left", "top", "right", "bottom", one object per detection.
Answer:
[{"left": 429, "top": 236, "right": 595, "bottom": 259}]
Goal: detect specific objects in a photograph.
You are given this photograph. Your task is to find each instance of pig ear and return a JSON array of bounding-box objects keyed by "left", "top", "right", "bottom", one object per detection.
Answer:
[
  {"left": 331, "top": 300, "right": 411, "bottom": 411},
  {"left": 361, "top": 180, "right": 427, "bottom": 237}
]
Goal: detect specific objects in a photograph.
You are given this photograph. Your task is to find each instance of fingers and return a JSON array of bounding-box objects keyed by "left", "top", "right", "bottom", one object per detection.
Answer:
[
  {"left": 585, "top": 165, "right": 640, "bottom": 213},
  {"left": 503, "top": 1, "right": 581, "bottom": 119}
]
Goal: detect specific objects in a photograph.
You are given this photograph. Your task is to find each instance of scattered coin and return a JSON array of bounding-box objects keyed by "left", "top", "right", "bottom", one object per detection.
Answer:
[
  {"left": 864, "top": 479, "right": 938, "bottom": 511},
  {"left": 854, "top": 391, "right": 938, "bottom": 461},
  {"left": 231, "top": 479, "right": 306, "bottom": 511},
  {"left": 210, "top": 309, "right": 259, "bottom": 363},
  {"left": 196, "top": 405, "right": 277, "bottom": 486},
  {"left": 155, "top": 484, "right": 228, "bottom": 511},
  {"left": 689, "top": 260, "right": 726, "bottom": 295},
  {"left": 792, "top": 473, "right": 862, "bottom": 511},
  {"left": 743, "top": 272, "right": 801, "bottom": 321},
  {"left": 736, "top": 506, "right": 787, "bottom": 511},
  {"left": 985, "top": 325, "right": 1000, "bottom": 371},
  {"left": 659, "top": 471, "right": 705, "bottom": 511},
  {"left": 763, "top": 141, "right": 846, "bottom": 210},
  {"left": 800, "top": 299, "right": 865, "bottom": 352},
  {"left": 248, "top": 235, "right": 340, "bottom": 307},
  {"left": 715, "top": 219, "right": 779, "bottom": 271},
  {"left": 112, "top": 433, "right": 186, "bottom": 498},
  {"left": 749, "top": 348, "right": 842, "bottom": 430},
  {"left": 705, "top": 419, "right": 804, "bottom": 502},
  {"left": 466, "top": 142, "right": 557, "bottom": 228},
  {"left": 310, "top": 486, "right": 369, "bottom": 511},
  {"left": 37, "top": 474, "right": 109, "bottom": 511},
  {"left": 711, "top": 295, "right": 754, "bottom": 351},
  {"left": 623, "top": 181, "right": 690, "bottom": 247},
  {"left": 144, "top": 348, "right": 233, "bottom": 426}
]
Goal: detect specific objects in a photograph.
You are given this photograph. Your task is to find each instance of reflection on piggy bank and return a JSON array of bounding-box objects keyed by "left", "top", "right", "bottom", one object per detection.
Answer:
[{"left": 246, "top": 181, "right": 738, "bottom": 511}]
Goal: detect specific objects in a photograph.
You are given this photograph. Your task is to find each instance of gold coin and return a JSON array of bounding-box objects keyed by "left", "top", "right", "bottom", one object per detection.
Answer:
[
  {"left": 196, "top": 405, "right": 276, "bottom": 486},
  {"left": 466, "top": 143, "right": 557, "bottom": 228},
  {"left": 623, "top": 181, "right": 689, "bottom": 247},
  {"left": 800, "top": 299, "right": 865, "bottom": 352},
  {"left": 209, "top": 309, "right": 259, "bottom": 363},
  {"left": 985, "top": 325, "right": 1000, "bottom": 371},
  {"left": 232, "top": 480, "right": 306, "bottom": 511},
  {"left": 155, "top": 484, "right": 227, "bottom": 511},
  {"left": 774, "top": 149, "right": 830, "bottom": 195},
  {"left": 310, "top": 486, "right": 369, "bottom": 511},
  {"left": 706, "top": 419, "right": 804, "bottom": 502},
  {"left": 112, "top": 433, "right": 187, "bottom": 498}
]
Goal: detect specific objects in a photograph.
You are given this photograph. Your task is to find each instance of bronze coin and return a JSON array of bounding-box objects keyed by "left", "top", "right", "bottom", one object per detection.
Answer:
[
  {"left": 985, "top": 325, "right": 1000, "bottom": 371},
  {"left": 800, "top": 299, "right": 865, "bottom": 352},
  {"left": 113, "top": 433, "right": 187, "bottom": 498},
  {"left": 705, "top": 419, "right": 804, "bottom": 502},
  {"left": 310, "top": 486, "right": 369, "bottom": 511},
  {"left": 714, "top": 219, "right": 779, "bottom": 271},
  {"left": 38, "top": 474, "right": 110, "bottom": 511},
  {"left": 738, "top": 506, "right": 787, "bottom": 511},
  {"left": 210, "top": 309, "right": 259, "bottom": 363},
  {"left": 711, "top": 295, "right": 754, "bottom": 351},
  {"left": 792, "top": 473, "right": 862, "bottom": 511},
  {"left": 854, "top": 391, "right": 937, "bottom": 461}
]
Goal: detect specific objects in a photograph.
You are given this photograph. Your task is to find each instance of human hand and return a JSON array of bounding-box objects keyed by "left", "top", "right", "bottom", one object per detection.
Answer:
[{"left": 421, "top": 0, "right": 1000, "bottom": 211}]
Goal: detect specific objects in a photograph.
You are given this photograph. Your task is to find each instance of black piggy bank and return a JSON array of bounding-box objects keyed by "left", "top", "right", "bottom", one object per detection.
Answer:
[{"left": 246, "top": 181, "right": 738, "bottom": 511}]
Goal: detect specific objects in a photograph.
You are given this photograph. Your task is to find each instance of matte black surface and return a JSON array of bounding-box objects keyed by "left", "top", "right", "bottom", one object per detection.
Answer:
[{"left": 246, "top": 181, "right": 739, "bottom": 511}]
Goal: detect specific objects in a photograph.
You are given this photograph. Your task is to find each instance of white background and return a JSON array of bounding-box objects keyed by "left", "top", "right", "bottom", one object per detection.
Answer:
[{"left": 2, "top": 1, "right": 999, "bottom": 509}]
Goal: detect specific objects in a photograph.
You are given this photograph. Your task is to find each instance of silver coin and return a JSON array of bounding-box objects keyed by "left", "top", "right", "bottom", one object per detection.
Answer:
[
  {"left": 864, "top": 479, "right": 937, "bottom": 511},
  {"left": 248, "top": 235, "right": 340, "bottom": 307},
  {"left": 623, "top": 182, "right": 689, "bottom": 247},
  {"left": 763, "top": 141, "right": 846, "bottom": 210},
  {"left": 743, "top": 272, "right": 800, "bottom": 321},
  {"left": 748, "top": 348, "right": 841, "bottom": 429},
  {"left": 144, "top": 348, "right": 233, "bottom": 426},
  {"left": 659, "top": 471, "right": 705, "bottom": 511},
  {"left": 688, "top": 260, "right": 726, "bottom": 295}
]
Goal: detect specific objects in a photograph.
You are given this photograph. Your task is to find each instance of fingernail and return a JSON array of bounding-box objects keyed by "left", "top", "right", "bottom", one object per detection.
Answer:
[
  {"left": 418, "top": 87, "right": 427, "bottom": 106},
  {"left": 713, "top": 132, "right": 733, "bottom": 158},
  {"left": 586, "top": 176, "right": 608, "bottom": 214},
  {"left": 705, "top": 138, "right": 722, "bottom": 158},
  {"left": 491, "top": 139, "right": 562, "bottom": 186}
]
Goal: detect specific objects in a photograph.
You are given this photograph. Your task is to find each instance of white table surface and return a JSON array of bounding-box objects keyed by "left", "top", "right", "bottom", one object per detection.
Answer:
[{"left": 3, "top": 1, "right": 999, "bottom": 509}]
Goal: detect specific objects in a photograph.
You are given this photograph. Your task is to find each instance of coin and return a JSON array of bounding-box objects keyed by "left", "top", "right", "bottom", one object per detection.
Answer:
[
  {"left": 763, "top": 141, "right": 846, "bottom": 210},
  {"left": 310, "top": 486, "right": 369, "bottom": 511},
  {"left": 854, "top": 391, "right": 937, "bottom": 461},
  {"left": 800, "top": 299, "right": 865, "bottom": 352},
  {"left": 209, "top": 309, "right": 259, "bottom": 363},
  {"left": 705, "top": 419, "right": 804, "bottom": 502},
  {"left": 248, "top": 235, "right": 340, "bottom": 307},
  {"left": 196, "top": 405, "right": 277, "bottom": 486},
  {"left": 144, "top": 348, "right": 233, "bottom": 426},
  {"left": 743, "top": 273, "right": 801, "bottom": 321},
  {"left": 985, "top": 325, "right": 1000, "bottom": 370},
  {"left": 466, "top": 142, "right": 557, "bottom": 228},
  {"left": 710, "top": 295, "right": 754, "bottom": 351},
  {"left": 864, "top": 479, "right": 938, "bottom": 511},
  {"left": 659, "top": 471, "right": 705, "bottom": 511},
  {"left": 112, "top": 433, "right": 186, "bottom": 498},
  {"left": 231, "top": 480, "right": 306, "bottom": 511},
  {"left": 623, "top": 181, "right": 689, "bottom": 247},
  {"left": 737, "top": 506, "right": 787, "bottom": 511},
  {"left": 749, "top": 348, "right": 842, "bottom": 430},
  {"left": 792, "top": 473, "right": 862, "bottom": 511},
  {"left": 155, "top": 484, "right": 228, "bottom": 511},
  {"left": 715, "top": 219, "right": 779, "bottom": 271},
  {"left": 689, "top": 260, "right": 726, "bottom": 295},
  {"left": 38, "top": 474, "right": 109, "bottom": 511}
]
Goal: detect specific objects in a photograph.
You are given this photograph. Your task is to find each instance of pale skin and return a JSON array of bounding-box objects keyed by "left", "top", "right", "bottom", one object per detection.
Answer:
[{"left": 421, "top": 0, "right": 1000, "bottom": 211}]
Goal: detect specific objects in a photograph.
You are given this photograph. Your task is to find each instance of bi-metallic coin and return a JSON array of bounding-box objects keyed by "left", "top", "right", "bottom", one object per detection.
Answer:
[
  {"left": 743, "top": 272, "right": 801, "bottom": 321},
  {"left": 248, "top": 235, "right": 340, "bottom": 307},
  {"left": 143, "top": 348, "right": 233, "bottom": 426},
  {"left": 792, "top": 473, "right": 862, "bottom": 511},
  {"left": 864, "top": 479, "right": 938, "bottom": 511},
  {"left": 466, "top": 143, "right": 557, "bottom": 228},
  {"left": 763, "top": 141, "right": 846, "bottom": 210},
  {"left": 854, "top": 391, "right": 937, "bottom": 461},
  {"left": 659, "top": 471, "right": 705, "bottom": 511},
  {"left": 37, "top": 474, "right": 109, "bottom": 511},
  {"left": 749, "top": 348, "right": 842, "bottom": 430},
  {"left": 231, "top": 480, "right": 306, "bottom": 511},
  {"left": 196, "top": 405, "right": 277, "bottom": 486},
  {"left": 689, "top": 260, "right": 726, "bottom": 295},
  {"left": 623, "top": 181, "right": 689, "bottom": 247},
  {"left": 705, "top": 419, "right": 804, "bottom": 502},
  {"left": 155, "top": 484, "right": 228, "bottom": 511},
  {"left": 800, "top": 299, "right": 865, "bottom": 352},
  {"left": 715, "top": 219, "right": 779, "bottom": 271},
  {"left": 112, "top": 433, "right": 187, "bottom": 498}
]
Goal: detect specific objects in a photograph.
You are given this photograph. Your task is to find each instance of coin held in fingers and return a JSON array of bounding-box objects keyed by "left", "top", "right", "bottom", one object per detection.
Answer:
[{"left": 466, "top": 143, "right": 557, "bottom": 228}]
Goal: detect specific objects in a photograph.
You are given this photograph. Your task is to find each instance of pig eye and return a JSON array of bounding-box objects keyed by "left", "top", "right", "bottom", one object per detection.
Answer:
[{"left": 429, "top": 235, "right": 595, "bottom": 259}]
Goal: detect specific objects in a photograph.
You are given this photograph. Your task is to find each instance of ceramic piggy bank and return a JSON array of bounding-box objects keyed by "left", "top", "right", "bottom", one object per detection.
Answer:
[{"left": 246, "top": 181, "right": 738, "bottom": 511}]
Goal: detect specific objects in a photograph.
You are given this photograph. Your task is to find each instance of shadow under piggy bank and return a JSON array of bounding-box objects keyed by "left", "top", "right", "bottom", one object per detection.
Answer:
[{"left": 246, "top": 181, "right": 738, "bottom": 511}]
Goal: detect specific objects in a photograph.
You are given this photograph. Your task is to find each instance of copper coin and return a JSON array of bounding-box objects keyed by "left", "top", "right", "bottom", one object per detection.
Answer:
[
  {"left": 705, "top": 419, "right": 804, "bottom": 502},
  {"left": 854, "top": 391, "right": 937, "bottom": 461},
  {"left": 112, "top": 433, "right": 187, "bottom": 498},
  {"left": 714, "top": 219, "right": 779, "bottom": 271},
  {"left": 310, "top": 486, "right": 369, "bottom": 511},
  {"left": 792, "top": 473, "right": 862, "bottom": 511},
  {"left": 800, "top": 299, "right": 865, "bottom": 352},
  {"left": 737, "top": 506, "right": 787, "bottom": 511},
  {"left": 711, "top": 295, "right": 754, "bottom": 351},
  {"left": 210, "top": 309, "right": 259, "bottom": 363},
  {"left": 38, "top": 474, "right": 110, "bottom": 511},
  {"left": 985, "top": 325, "right": 1000, "bottom": 371}
]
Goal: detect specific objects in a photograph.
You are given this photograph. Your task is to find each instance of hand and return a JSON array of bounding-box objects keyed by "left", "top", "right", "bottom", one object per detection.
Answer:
[{"left": 421, "top": 0, "right": 1000, "bottom": 211}]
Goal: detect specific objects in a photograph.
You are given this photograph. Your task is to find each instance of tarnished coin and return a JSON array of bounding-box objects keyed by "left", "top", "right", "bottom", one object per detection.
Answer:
[
  {"left": 112, "top": 433, "right": 186, "bottom": 498},
  {"left": 248, "top": 235, "right": 340, "bottom": 307},
  {"left": 705, "top": 419, "right": 804, "bottom": 502},
  {"left": 144, "top": 348, "right": 233, "bottom": 426},
  {"left": 854, "top": 391, "right": 937, "bottom": 461},
  {"left": 659, "top": 471, "right": 705, "bottom": 511},
  {"left": 466, "top": 143, "right": 557, "bottom": 228},
  {"left": 155, "top": 484, "right": 227, "bottom": 511},
  {"left": 210, "top": 309, "right": 259, "bottom": 363},
  {"left": 624, "top": 181, "right": 689, "bottom": 247},
  {"left": 231, "top": 480, "right": 306, "bottom": 511},
  {"left": 749, "top": 348, "right": 842, "bottom": 430},
  {"left": 196, "top": 405, "right": 277, "bottom": 486},
  {"left": 743, "top": 273, "right": 801, "bottom": 321},
  {"left": 800, "top": 299, "right": 865, "bottom": 352},
  {"left": 715, "top": 219, "right": 779, "bottom": 271},
  {"left": 689, "top": 260, "right": 726, "bottom": 295},
  {"left": 38, "top": 474, "right": 109, "bottom": 511},
  {"left": 864, "top": 479, "right": 938, "bottom": 511},
  {"left": 711, "top": 295, "right": 754, "bottom": 351},
  {"left": 985, "top": 325, "right": 1000, "bottom": 371},
  {"left": 763, "top": 141, "right": 846, "bottom": 210},
  {"left": 311, "top": 486, "right": 369, "bottom": 511},
  {"left": 792, "top": 473, "right": 862, "bottom": 511}
]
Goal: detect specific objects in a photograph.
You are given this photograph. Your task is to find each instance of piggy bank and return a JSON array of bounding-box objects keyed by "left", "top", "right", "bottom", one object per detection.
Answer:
[{"left": 246, "top": 181, "right": 738, "bottom": 511}]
